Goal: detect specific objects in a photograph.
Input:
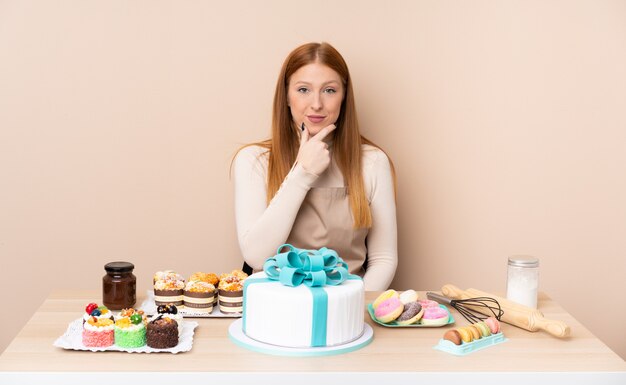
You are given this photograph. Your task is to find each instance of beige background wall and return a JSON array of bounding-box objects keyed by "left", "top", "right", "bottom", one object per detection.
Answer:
[{"left": 1, "top": 0, "right": 625, "bottom": 359}]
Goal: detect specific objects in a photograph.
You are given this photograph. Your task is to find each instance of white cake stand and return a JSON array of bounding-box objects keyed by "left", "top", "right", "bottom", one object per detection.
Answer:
[{"left": 228, "top": 319, "right": 373, "bottom": 356}]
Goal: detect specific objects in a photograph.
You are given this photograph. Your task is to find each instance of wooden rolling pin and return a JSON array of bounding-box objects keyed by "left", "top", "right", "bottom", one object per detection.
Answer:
[{"left": 442, "top": 284, "right": 570, "bottom": 338}]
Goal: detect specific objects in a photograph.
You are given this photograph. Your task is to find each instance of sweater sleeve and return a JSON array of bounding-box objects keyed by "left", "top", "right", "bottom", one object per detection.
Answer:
[
  {"left": 362, "top": 148, "right": 398, "bottom": 291},
  {"left": 233, "top": 146, "right": 318, "bottom": 270}
]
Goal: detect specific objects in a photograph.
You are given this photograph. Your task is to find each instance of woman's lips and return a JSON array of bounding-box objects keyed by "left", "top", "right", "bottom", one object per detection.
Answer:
[{"left": 307, "top": 115, "right": 326, "bottom": 124}]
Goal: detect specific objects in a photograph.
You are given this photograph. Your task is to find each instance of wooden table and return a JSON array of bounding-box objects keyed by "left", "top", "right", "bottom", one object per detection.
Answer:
[{"left": 0, "top": 290, "right": 624, "bottom": 384}]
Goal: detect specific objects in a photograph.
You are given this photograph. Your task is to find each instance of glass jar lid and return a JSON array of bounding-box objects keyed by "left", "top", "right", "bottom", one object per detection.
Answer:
[
  {"left": 508, "top": 255, "right": 539, "bottom": 268},
  {"left": 104, "top": 261, "right": 135, "bottom": 273}
]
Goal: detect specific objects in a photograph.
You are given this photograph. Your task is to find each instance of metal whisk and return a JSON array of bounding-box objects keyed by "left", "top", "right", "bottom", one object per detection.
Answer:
[{"left": 427, "top": 292, "right": 504, "bottom": 323}]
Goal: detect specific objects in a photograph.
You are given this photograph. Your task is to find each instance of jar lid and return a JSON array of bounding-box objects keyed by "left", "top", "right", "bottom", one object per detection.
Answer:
[
  {"left": 105, "top": 261, "right": 135, "bottom": 273},
  {"left": 508, "top": 256, "right": 539, "bottom": 268}
]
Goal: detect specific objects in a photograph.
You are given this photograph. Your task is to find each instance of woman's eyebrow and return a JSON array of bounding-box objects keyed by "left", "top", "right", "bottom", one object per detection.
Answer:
[{"left": 292, "top": 80, "right": 341, "bottom": 86}]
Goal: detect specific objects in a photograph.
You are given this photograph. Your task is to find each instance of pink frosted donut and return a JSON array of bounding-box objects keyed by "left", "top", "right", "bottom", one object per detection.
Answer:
[
  {"left": 417, "top": 299, "right": 439, "bottom": 309},
  {"left": 374, "top": 298, "right": 404, "bottom": 323},
  {"left": 420, "top": 306, "right": 449, "bottom": 326}
]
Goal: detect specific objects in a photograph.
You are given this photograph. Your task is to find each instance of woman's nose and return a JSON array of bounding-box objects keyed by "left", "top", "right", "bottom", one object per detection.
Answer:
[{"left": 311, "top": 93, "right": 323, "bottom": 110}]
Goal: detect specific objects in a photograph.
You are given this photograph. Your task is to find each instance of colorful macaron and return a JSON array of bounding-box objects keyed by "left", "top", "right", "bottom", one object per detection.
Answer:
[{"left": 442, "top": 317, "right": 502, "bottom": 345}]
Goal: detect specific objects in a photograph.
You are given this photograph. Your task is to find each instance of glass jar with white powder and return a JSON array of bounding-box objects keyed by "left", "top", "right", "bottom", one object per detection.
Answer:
[{"left": 506, "top": 256, "right": 539, "bottom": 308}]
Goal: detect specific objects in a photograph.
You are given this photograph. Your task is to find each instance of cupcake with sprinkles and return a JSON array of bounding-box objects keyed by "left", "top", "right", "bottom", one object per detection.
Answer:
[
  {"left": 82, "top": 316, "right": 114, "bottom": 348},
  {"left": 218, "top": 270, "right": 247, "bottom": 314},
  {"left": 82, "top": 302, "right": 114, "bottom": 325},
  {"left": 183, "top": 280, "right": 216, "bottom": 313},
  {"left": 114, "top": 309, "right": 146, "bottom": 348}
]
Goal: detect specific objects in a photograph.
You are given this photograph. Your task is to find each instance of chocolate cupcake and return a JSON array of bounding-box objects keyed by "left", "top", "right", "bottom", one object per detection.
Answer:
[
  {"left": 154, "top": 278, "right": 184, "bottom": 307},
  {"left": 147, "top": 315, "right": 179, "bottom": 349},
  {"left": 183, "top": 281, "right": 215, "bottom": 313}
]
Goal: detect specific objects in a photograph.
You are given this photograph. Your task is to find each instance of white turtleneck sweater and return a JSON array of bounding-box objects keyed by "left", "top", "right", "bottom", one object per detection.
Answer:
[{"left": 233, "top": 143, "right": 398, "bottom": 291}]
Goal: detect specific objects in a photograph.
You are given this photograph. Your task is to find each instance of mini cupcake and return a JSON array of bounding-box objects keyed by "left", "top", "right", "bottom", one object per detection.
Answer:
[
  {"left": 189, "top": 272, "right": 219, "bottom": 305},
  {"left": 114, "top": 312, "right": 146, "bottom": 348},
  {"left": 153, "top": 304, "right": 183, "bottom": 335},
  {"left": 82, "top": 316, "right": 114, "bottom": 347},
  {"left": 218, "top": 271, "right": 247, "bottom": 314},
  {"left": 82, "top": 302, "right": 114, "bottom": 325},
  {"left": 147, "top": 315, "right": 179, "bottom": 349},
  {"left": 154, "top": 278, "right": 185, "bottom": 307},
  {"left": 183, "top": 280, "right": 215, "bottom": 313}
]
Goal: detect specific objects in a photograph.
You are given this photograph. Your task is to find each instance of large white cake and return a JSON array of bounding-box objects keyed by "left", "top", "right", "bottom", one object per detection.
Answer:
[{"left": 242, "top": 272, "right": 365, "bottom": 348}]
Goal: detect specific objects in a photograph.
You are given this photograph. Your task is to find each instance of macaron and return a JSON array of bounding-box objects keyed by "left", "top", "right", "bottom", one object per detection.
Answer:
[
  {"left": 443, "top": 329, "right": 462, "bottom": 345},
  {"left": 396, "top": 301, "right": 424, "bottom": 326},
  {"left": 474, "top": 321, "right": 492, "bottom": 337},
  {"left": 467, "top": 325, "right": 482, "bottom": 340},
  {"left": 399, "top": 289, "right": 419, "bottom": 305},
  {"left": 373, "top": 290, "right": 400, "bottom": 310},
  {"left": 457, "top": 327, "right": 474, "bottom": 343},
  {"left": 485, "top": 317, "right": 501, "bottom": 334},
  {"left": 374, "top": 297, "right": 404, "bottom": 323},
  {"left": 420, "top": 306, "right": 450, "bottom": 326}
]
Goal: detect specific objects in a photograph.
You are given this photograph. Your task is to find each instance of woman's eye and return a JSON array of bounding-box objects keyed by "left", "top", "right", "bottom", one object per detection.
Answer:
[
  {"left": 324, "top": 88, "right": 337, "bottom": 94},
  {"left": 297, "top": 87, "right": 309, "bottom": 93}
]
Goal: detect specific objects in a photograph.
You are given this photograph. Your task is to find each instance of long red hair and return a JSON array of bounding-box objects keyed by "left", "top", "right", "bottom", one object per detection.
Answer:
[{"left": 239, "top": 42, "right": 395, "bottom": 228}]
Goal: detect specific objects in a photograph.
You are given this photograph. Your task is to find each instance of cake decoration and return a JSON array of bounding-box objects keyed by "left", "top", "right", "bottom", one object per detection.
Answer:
[
  {"left": 82, "top": 302, "right": 114, "bottom": 324},
  {"left": 155, "top": 304, "right": 183, "bottom": 335},
  {"left": 242, "top": 244, "right": 364, "bottom": 348}
]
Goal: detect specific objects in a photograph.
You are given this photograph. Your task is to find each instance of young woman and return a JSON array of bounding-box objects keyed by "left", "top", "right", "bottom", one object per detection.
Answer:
[{"left": 233, "top": 42, "right": 397, "bottom": 290}]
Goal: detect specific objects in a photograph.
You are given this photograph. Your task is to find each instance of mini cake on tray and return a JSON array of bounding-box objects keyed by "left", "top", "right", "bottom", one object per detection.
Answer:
[
  {"left": 218, "top": 270, "right": 247, "bottom": 314},
  {"left": 82, "top": 316, "right": 114, "bottom": 347},
  {"left": 114, "top": 308, "right": 146, "bottom": 348},
  {"left": 183, "top": 280, "right": 215, "bottom": 313},
  {"left": 153, "top": 304, "right": 183, "bottom": 336},
  {"left": 154, "top": 277, "right": 185, "bottom": 307},
  {"left": 189, "top": 272, "right": 220, "bottom": 305},
  {"left": 147, "top": 315, "right": 179, "bottom": 349}
]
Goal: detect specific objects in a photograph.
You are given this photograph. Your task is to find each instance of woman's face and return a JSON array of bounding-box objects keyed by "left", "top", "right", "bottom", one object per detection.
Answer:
[{"left": 287, "top": 62, "right": 345, "bottom": 136}]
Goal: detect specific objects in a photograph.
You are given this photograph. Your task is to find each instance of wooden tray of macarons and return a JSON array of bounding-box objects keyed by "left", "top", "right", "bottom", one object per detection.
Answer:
[{"left": 368, "top": 289, "right": 455, "bottom": 327}]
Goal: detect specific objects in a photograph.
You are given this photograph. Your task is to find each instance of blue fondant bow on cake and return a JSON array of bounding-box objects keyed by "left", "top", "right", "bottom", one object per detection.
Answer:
[{"left": 263, "top": 244, "right": 349, "bottom": 287}]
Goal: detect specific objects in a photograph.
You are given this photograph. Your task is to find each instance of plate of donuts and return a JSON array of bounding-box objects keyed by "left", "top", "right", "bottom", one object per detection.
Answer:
[{"left": 368, "top": 289, "right": 455, "bottom": 327}]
